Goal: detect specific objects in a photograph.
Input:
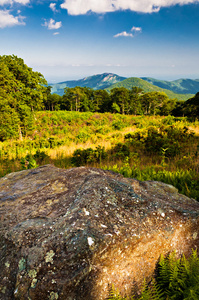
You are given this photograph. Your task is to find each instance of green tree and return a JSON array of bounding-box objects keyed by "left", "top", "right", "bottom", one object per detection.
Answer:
[
  {"left": 171, "top": 100, "right": 185, "bottom": 117},
  {"left": 182, "top": 92, "right": 199, "bottom": 119},
  {"left": 0, "top": 55, "right": 48, "bottom": 140},
  {"left": 80, "top": 87, "right": 93, "bottom": 112},
  {"left": 44, "top": 87, "right": 62, "bottom": 111},
  {"left": 93, "top": 89, "right": 110, "bottom": 112},
  {"left": 62, "top": 86, "right": 88, "bottom": 111},
  {"left": 140, "top": 91, "right": 169, "bottom": 115},
  {"left": 129, "top": 87, "right": 144, "bottom": 115},
  {"left": 160, "top": 98, "right": 177, "bottom": 116},
  {"left": 110, "top": 87, "right": 130, "bottom": 114},
  {"left": 0, "top": 55, "right": 47, "bottom": 111},
  {"left": 0, "top": 103, "right": 20, "bottom": 141}
]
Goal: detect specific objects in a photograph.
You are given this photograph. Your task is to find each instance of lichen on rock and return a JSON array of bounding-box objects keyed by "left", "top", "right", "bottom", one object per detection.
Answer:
[{"left": 45, "top": 250, "right": 55, "bottom": 264}]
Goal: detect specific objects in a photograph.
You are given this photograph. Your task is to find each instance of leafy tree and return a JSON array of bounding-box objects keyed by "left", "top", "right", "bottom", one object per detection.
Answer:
[
  {"left": 0, "top": 103, "right": 20, "bottom": 141},
  {"left": 93, "top": 89, "right": 110, "bottom": 112},
  {"left": 159, "top": 98, "right": 177, "bottom": 116},
  {"left": 140, "top": 92, "right": 169, "bottom": 115},
  {"left": 172, "top": 93, "right": 199, "bottom": 119},
  {"left": 110, "top": 87, "right": 130, "bottom": 114},
  {"left": 171, "top": 100, "right": 185, "bottom": 117},
  {"left": 112, "top": 102, "right": 121, "bottom": 113},
  {"left": 182, "top": 92, "right": 199, "bottom": 119},
  {"left": 17, "top": 104, "right": 35, "bottom": 136},
  {"left": 0, "top": 55, "right": 48, "bottom": 140},
  {"left": 44, "top": 87, "right": 62, "bottom": 111},
  {"left": 62, "top": 86, "right": 88, "bottom": 111},
  {"left": 129, "top": 87, "right": 144, "bottom": 115},
  {"left": 80, "top": 87, "right": 93, "bottom": 112},
  {"left": 0, "top": 55, "right": 47, "bottom": 111}
]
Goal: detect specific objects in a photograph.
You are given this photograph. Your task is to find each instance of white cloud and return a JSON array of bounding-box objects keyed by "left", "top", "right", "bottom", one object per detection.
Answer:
[
  {"left": 114, "top": 26, "right": 142, "bottom": 38},
  {"left": 50, "top": 3, "right": 58, "bottom": 12},
  {"left": 0, "top": 0, "right": 29, "bottom": 5},
  {"left": 131, "top": 26, "right": 142, "bottom": 33},
  {"left": 60, "top": 0, "right": 199, "bottom": 15},
  {"left": 53, "top": 31, "right": 60, "bottom": 35},
  {"left": 0, "top": 9, "right": 25, "bottom": 28},
  {"left": 114, "top": 31, "right": 133, "bottom": 38},
  {"left": 61, "top": 0, "right": 114, "bottom": 15},
  {"left": 43, "top": 18, "right": 62, "bottom": 30},
  {"left": 14, "top": 0, "right": 29, "bottom": 3}
]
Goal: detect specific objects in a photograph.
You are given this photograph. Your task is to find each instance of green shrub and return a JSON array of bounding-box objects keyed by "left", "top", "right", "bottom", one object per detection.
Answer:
[
  {"left": 49, "top": 137, "right": 57, "bottom": 148},
  {"left": 34, "top": 150, "right": 50, "bottom": 163},
  {"left": 112, "top": 119, "right": 126, "bottom": 130},
  {"left": 71, "top": 146, "right": 107, "bottom": 167},
  {"left": 20, "top": 154, "right": 38, "bottom": 169},
  {"left": 112, "top": 143, "right": 130, "bottom": 159},
  {"left": 76, "top": 130, "right": 91, "bottom": 143}
]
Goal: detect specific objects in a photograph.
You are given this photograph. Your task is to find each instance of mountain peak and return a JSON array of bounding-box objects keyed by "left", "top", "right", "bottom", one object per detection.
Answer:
[{"left": 51, "top": 73, "right": 126, "bottom": 95}]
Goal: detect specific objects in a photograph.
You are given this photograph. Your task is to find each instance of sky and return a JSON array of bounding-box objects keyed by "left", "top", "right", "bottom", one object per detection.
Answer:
[{"left": 0, "top": 0, "right": 199, "bottom": 83}]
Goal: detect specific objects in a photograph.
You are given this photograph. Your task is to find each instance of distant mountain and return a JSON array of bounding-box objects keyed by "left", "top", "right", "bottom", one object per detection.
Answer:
[
  {"left": 141, "top": 77, "right": 199, "bottom": 95},
  {"left": 49, "top": 73, "right": 198, "bottom": 100},
  {"left": 106, "top": 77, "right": 194, "bottom": 101},
  {"left": 50, "top": 73, "right": 126, "bottom": 95}
]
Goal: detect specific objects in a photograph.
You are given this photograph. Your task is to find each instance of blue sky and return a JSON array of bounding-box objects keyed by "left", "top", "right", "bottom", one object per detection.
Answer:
[{"left": 0, "top": 0, "right": 199, "bottom": 83}]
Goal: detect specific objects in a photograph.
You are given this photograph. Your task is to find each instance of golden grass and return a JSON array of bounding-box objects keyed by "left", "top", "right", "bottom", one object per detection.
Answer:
[
  {"left": 189, "top": 126, "right": 199, "bottom": 135},
  {"left": 47, "top": 126, "right": 137, "bottom": 159}
]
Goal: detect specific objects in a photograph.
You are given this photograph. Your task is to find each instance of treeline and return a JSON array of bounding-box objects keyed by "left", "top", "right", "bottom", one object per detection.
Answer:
[
  {"left": 46, "top": 86, "right": 177, "bottom": 116},
  {"left": 46, "top": 83, "right": 199, "bottom": 119}
]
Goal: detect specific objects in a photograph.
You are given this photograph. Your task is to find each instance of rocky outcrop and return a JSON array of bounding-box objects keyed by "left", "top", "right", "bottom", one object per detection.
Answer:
[{"left": 0, "top": 164, "right": 199, "bottom": 299}]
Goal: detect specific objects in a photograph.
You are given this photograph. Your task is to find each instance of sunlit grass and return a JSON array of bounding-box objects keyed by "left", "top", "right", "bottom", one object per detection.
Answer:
[{"left": 0, "top": 112, "right": 199, "bottom": 200}]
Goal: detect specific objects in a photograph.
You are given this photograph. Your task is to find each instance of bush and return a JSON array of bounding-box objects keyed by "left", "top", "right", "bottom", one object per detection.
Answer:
[
  {"left": 112, "top": 143, "right": 130, "bottom": 159},
  {"left": 71, "top": 146, "right": 107, "bottom": 167},
  {"left": 34, "top": 150, "right": 50, "bottom": 163},
  {"left": 20, "top": 154, "right": 38, "bottom": 169}
]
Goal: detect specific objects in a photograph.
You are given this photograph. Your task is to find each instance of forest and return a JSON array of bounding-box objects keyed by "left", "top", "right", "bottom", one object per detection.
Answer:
[{"left": 1, "top": 55, "right": 199, "bottom": 298}]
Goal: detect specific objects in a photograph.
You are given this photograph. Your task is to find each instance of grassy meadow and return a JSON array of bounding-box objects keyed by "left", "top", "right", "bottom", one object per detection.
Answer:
[{"left": 1, "top": 111, "right": 199, "bottom": 201}]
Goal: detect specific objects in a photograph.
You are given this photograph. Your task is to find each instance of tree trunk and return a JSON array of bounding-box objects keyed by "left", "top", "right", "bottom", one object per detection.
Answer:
[{"left": 18, "top": 125, "right": 23, "bottom": 141}]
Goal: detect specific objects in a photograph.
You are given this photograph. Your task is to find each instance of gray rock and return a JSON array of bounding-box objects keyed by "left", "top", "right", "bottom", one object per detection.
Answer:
[{"left": 0, "top": 165, "right": 199, "bottom": 299}]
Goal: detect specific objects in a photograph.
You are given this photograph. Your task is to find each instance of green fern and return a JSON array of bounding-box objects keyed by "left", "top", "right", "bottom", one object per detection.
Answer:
[
  {"left": 107, "top": 283, "right": 135, "bottom": 300},
  {"left": 157, "top": 249, "right": 199, "bottom": 300},
  {"left": 107, "top": 284, "right": 125, "bottom": 300},
  {"left": 107, "top": 250, "right": 199, "bottom": 300},
  {"left": 138, "top": 279, "right": 154, "bottom": 300},
  {"left": 150, "top": 279, "right": 165, "bottom": 300}
]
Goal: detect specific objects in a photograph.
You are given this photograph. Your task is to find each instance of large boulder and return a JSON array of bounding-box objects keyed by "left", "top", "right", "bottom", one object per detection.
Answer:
[{"left": 0, "top": 165, "right": 199, "bottom": 299}]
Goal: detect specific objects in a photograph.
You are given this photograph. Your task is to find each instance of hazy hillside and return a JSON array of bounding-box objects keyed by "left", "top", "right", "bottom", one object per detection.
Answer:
[
  {"left": 141, "top": 77, "right": 199, "bottom": 95},
  {"left": 106, "top": 77, "right": 194, "bottom": 100},
  {"left": 50, "top": 73, "right": 126, "bottom": 95},
  {"left": 50, "top": 73, "right": 198, "bottom": 100}
]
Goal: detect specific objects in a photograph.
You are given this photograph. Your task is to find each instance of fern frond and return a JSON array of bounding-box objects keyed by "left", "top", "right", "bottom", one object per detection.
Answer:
[
  {"left": 107, "top": 284, "right": 122, "bottom": 299},
  {"left": 150, "top": 279, "right": 165, "bottom": 300},
  {"left": 107, "top": 283, "right": 130, "bottom": 300},
  {"left": 138, "top": 279, "right": 154, "bottom": 300}
]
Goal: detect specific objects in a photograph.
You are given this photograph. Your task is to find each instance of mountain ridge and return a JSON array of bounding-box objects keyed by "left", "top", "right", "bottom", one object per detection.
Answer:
[
  {"left": 105, "top": 77, "right": 194, "bottom": 101},
  {"left": 50, "top": 73, "right": 126, "bottom": 95},
  {"left": 49, "top": 73, "right": 199, "bottom": 100},
  {"left": 141, "top": 77, "right": 199, "bottom": 95}
]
